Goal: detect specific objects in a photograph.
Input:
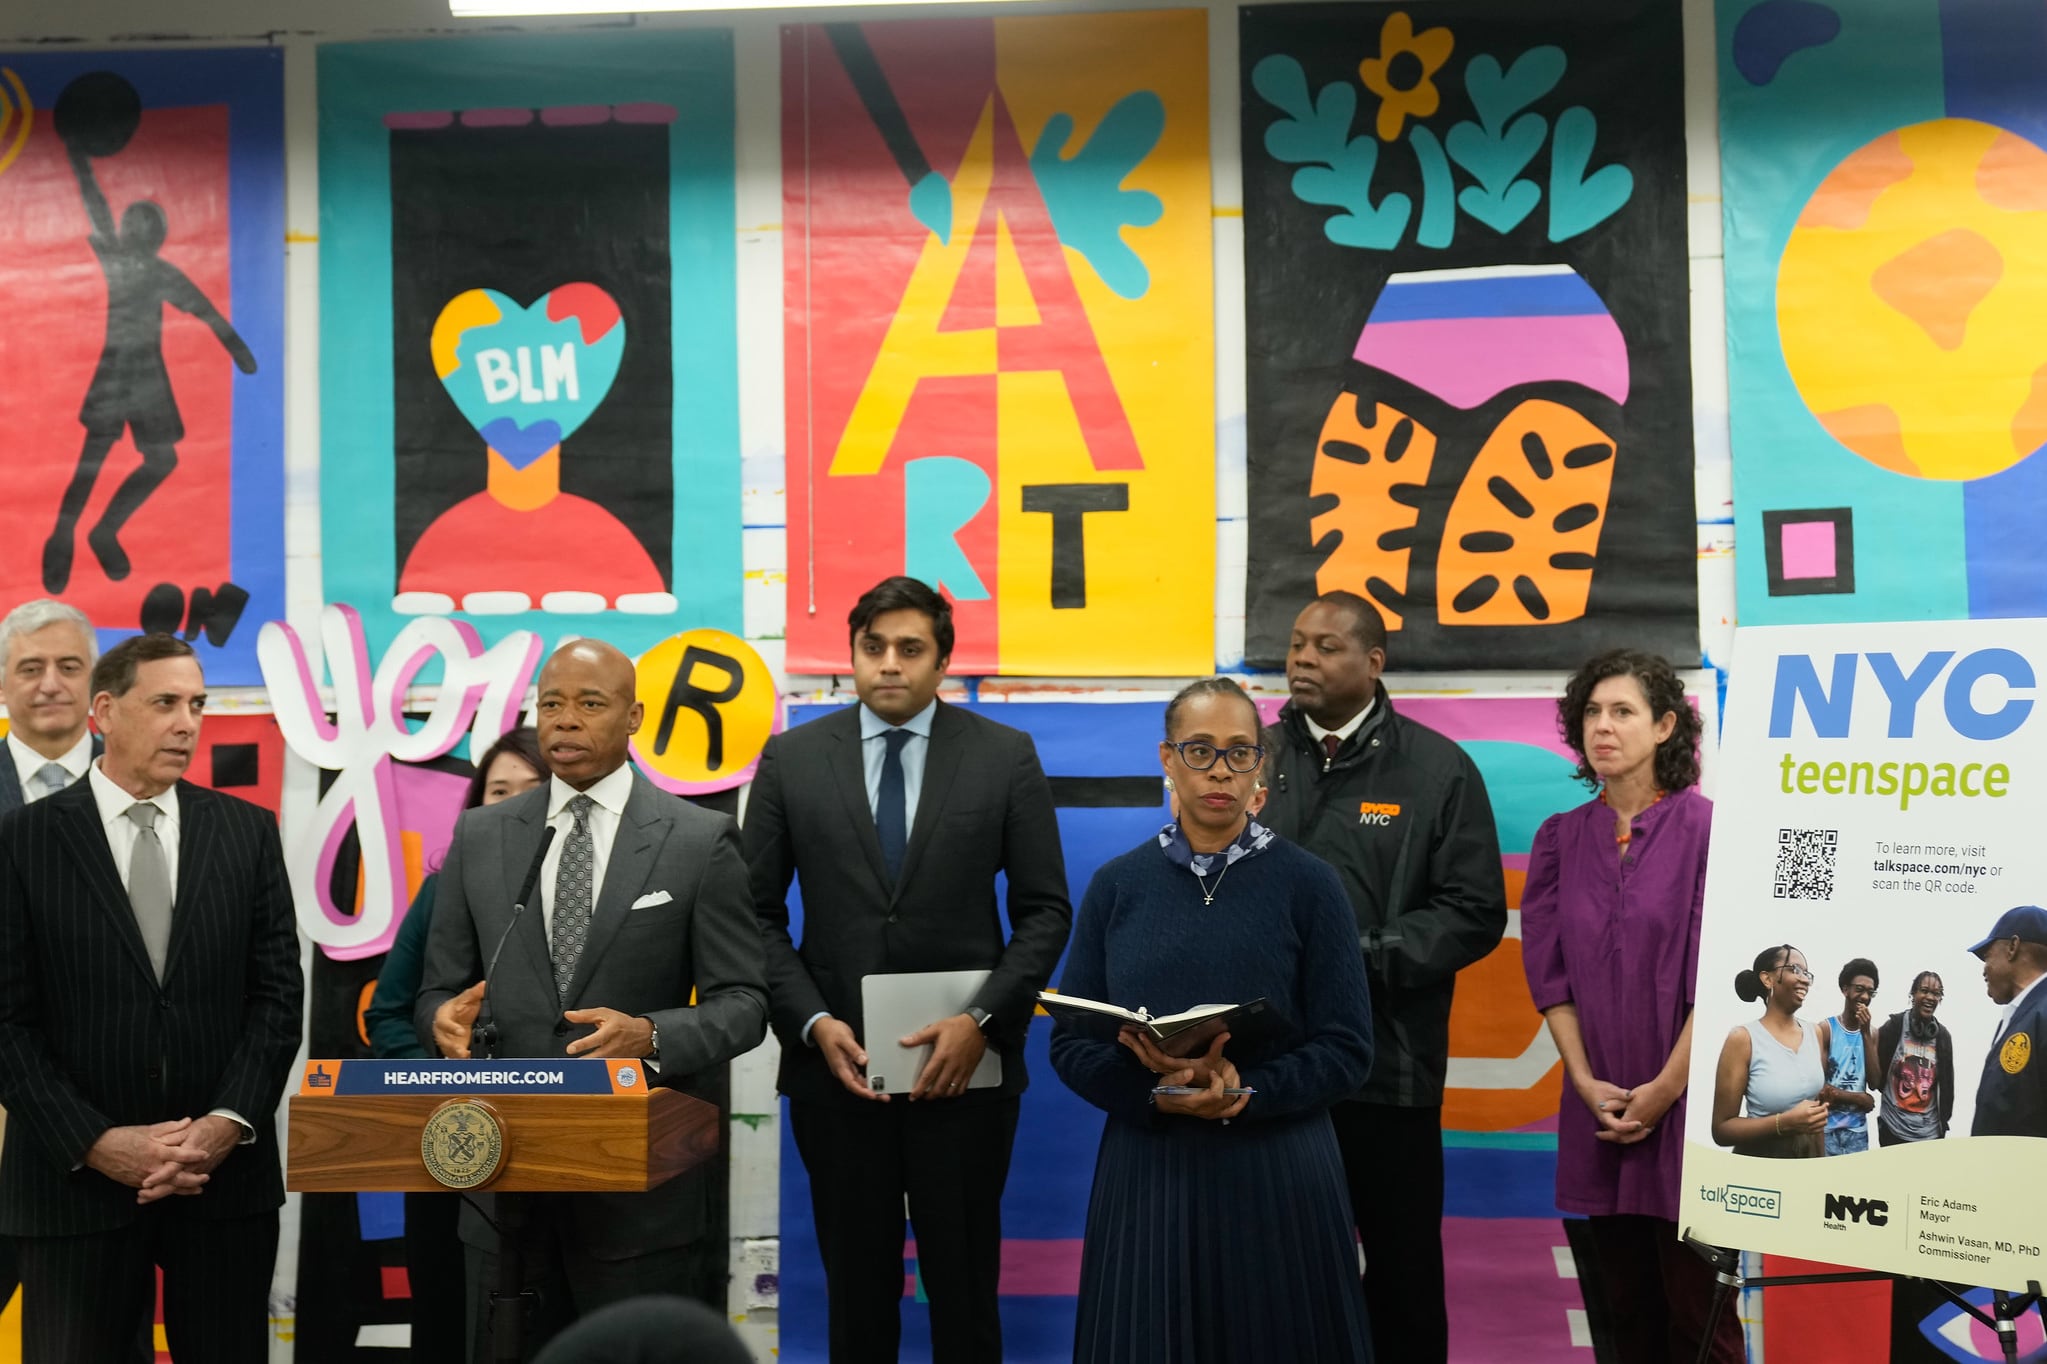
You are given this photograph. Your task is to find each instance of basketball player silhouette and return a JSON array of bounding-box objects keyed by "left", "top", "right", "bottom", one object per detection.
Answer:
[{"left": 43, "top": 72, "right": 258, "bottom": 594}]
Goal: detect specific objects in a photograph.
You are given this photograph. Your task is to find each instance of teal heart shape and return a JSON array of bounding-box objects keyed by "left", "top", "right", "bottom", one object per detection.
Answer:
[
  {"left": 431, "top": 284, "right": 627, "bottom": 467},
  {"left": 1261, "top": 68, "right": 1356, "bottom": 166},
  {"left": 1463, "top": 47, "right": 1566, "bottom": 134},
  {"left": 1548, "top": 106, "right": 1634, "bottom": 242}
]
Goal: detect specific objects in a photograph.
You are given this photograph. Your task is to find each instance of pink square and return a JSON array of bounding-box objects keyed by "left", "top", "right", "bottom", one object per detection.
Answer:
[{"left": 1779, "top": 520, "right": 1837, "bottom": 580}]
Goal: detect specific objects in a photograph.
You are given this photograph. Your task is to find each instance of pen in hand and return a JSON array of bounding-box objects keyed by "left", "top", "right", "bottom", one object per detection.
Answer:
[{"left": 1151, "top": 1085, "right": 1255, "bottom": 1096}]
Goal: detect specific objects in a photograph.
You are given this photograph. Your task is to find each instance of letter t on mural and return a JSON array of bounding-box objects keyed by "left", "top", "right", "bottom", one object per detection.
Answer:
[{"left": 783, "top": 12, "right": 1214, "bottom": 675}]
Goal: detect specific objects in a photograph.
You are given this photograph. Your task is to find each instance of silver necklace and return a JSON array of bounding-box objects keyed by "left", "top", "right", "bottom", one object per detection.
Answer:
[{"left": 1195, "top": 861, "right": 1230, "bottom": 905}]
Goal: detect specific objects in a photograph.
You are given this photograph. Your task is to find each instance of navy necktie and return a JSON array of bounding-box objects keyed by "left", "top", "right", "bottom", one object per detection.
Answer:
[{"left": 877, "top": 729, "right": 911, "bottom": 883}]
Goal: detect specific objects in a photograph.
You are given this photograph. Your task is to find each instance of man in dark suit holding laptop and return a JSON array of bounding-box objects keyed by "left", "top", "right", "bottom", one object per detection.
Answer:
[
  {"left": 748, "top": 575, "right": 1072, "bottom": 1363},
  {"left": 418, "top": 638, "right": 769, "bottom": 1357}
]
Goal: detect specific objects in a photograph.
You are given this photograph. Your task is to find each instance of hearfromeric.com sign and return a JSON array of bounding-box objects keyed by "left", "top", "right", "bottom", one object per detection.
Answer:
[{"left": 1683, "top": 622, "right": 2047, "bottom": 1286}]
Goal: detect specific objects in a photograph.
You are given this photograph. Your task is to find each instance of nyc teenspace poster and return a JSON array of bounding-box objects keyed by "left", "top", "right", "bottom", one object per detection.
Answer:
[{"left": 1685, "top": 620, "right": 2047, "bottom": 1287}]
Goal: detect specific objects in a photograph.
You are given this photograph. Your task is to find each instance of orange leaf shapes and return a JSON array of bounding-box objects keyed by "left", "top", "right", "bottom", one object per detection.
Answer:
[
  {"left": 1437, "top": 399, "right": 1616, "bottom": 626},
  {"left": 1309, "top": 390, "right": 1440, "bottom": 629}
]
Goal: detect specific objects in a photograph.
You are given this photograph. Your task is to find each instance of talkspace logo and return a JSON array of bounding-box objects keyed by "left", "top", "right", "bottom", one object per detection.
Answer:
[{"left": 1701, "top": 1183, "right": 1782, "bottom": 1219}]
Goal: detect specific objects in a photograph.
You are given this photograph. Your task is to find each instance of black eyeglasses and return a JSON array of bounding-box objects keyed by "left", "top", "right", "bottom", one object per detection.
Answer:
[{"left": 1166, "top": 741, "right": 1265, "bottom": 773}]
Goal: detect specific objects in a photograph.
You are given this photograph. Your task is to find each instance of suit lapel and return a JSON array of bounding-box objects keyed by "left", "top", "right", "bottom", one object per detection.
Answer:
[
  {"left": 0, "top": 752, "right": 21, "bottom": 815},
  {"left": 895, "top": 701, "right": 964, "bottom": 899},
  {"left": 828, "top": 712, "right": 892, "bottom": 892},
  {"left": 164, "top": 782, "right": 216, "bottom": 984},
  {"left": 564, "top": 774, "right": 668, "bottom": 1009},
  {"left": 501, "top": 793, "right": 555, "bottom": 992},
  {"left": 51, "top": 783, "right": 156, "bottom": 983}
]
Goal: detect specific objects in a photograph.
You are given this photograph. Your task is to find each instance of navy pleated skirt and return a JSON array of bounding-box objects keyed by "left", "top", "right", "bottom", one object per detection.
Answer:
[{"left": 1071, "top": 1109, "right": 1373, "bottom": 1363}]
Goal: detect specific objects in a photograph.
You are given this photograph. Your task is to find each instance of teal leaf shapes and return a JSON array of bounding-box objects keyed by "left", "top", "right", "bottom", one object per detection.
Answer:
[
  {"left": 1547, "top": 105, "right": 1633, "bottom": 241},
  {"left": 908, "top": 170, "right": 954, "bottom": 246},
  {"left": 1409, "top": 126, "right": 1456, "bottom": 249},
  {"left": 1446, "top": 46, "right": 1565, "bottom": 235},
  {"left": 1253, "top": 54, "right": 1411, "bottom": 251},
  {"left": 1031, "top": 91, "right": 1166, "bottom": 300}
]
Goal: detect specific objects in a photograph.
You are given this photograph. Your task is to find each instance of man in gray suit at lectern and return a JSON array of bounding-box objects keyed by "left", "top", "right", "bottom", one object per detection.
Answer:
[{"left": 417, "top": 638, "right": 769, "bottom": 1359}]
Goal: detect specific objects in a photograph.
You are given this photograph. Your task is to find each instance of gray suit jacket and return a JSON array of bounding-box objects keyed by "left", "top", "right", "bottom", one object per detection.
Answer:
[{"left": 414, "top": 769, "right": 768, "bottom": 1257}]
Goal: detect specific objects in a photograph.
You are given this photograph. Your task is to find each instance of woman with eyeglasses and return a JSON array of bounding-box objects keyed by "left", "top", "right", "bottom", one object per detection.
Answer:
[
  {"left": 1050, "top": 677, "right": 1376, "bottom": 1363},
  {"left": 1873, "top": 971, "right": 1955, "bottom": 1145},
  {"left": 1710, "top": 945, "right": 1827, "bottom": 1158},
  {"left": 1520, "top": 650, "right": 1740, "bottom": 1362}
]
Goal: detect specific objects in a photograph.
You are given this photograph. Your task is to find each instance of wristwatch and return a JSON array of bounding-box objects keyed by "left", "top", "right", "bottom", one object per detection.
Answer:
[
  {"left": 645, "top": 1020, "right": 661, "bottom": 1061},
  {"left": 965, "top": 1007, "right": 993, "bottom": 1032}
]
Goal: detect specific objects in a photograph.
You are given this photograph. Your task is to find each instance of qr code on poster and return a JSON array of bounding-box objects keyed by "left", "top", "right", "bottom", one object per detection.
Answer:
[{"left": 1775, "top": 828, "right": 1838, "bottom": 901}]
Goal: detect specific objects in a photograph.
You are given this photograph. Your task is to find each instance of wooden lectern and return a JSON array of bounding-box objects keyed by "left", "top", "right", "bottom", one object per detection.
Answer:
[
  {"left": 289, "top": 1058, "right": 722, "bottom": 1361},
  {"left": 287, "top": 1058, "right": 718, "bottom": 1193}
]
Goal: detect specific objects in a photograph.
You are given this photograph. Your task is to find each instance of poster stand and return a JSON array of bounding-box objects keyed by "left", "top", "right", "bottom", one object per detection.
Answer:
[{"left": 1681, "top": 1231, "right": 2047, "bottom": 1364}]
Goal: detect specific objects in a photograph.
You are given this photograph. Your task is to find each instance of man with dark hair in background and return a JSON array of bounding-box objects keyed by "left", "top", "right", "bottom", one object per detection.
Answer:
[
  {"left": 749, "top": 575, "right": 1072, "bottom": 1362},
  {"left": 1821, "top": 959, "right": 1879, "bottom": 1154},
  {"left": 1259, "top": 590, "right": 1507, "bottom": 1364},
  {"left": 0, "top": 633, "right": 303, "bottom": 1364}
]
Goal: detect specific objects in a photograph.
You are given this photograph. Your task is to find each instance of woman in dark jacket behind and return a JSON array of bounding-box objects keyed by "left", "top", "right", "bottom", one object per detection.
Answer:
[{"left": 364, "top": 726, "right": 544, "bottom": 1361}]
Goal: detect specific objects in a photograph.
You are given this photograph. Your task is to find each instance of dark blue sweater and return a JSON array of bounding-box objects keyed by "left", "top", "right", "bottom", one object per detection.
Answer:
[{"left": 1050, "top": 837, "right": 1375, "bottom": 1125}]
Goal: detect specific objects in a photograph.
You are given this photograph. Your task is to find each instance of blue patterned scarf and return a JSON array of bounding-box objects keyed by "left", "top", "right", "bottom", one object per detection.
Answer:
[{"left": 1157, "top": 818, "right": 1275, "bottom": 877}]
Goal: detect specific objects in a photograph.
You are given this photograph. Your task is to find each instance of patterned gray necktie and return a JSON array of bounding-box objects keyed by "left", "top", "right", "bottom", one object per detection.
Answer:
[
  {"left": 124, "top": 803, "right": 173, "bottom": 980},
  {"left": 33, "top": 763, "right": 71, "bottom": 800},
  {"left": 549, "top": 795, "right": 596, "bottom": 1003}
]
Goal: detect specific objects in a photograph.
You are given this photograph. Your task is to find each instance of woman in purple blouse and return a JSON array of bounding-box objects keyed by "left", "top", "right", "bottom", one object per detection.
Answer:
[{"left": 1521, "top": 650, "right": 1743, "bottom": 1364}]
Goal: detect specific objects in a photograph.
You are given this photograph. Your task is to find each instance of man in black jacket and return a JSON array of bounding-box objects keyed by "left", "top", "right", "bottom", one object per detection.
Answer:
[{"left": 1259, "top": 591, "right": 1506, "bottom": 1364}]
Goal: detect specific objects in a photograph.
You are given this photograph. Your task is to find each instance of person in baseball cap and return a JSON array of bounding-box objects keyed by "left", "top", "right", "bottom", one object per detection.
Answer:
[{"left": 1969, "top": 906, "right": 2047, "bottom": 1137}]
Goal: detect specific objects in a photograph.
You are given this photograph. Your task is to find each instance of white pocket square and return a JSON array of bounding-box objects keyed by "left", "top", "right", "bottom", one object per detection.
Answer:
[{"left": 631, "top": 890, "right": 674, "bottom": 910}]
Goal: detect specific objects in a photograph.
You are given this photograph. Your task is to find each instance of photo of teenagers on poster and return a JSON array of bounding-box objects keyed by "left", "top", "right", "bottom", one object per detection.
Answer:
[{"left": 1685, "top": 620, "right": 2047, "bottom": 1286}]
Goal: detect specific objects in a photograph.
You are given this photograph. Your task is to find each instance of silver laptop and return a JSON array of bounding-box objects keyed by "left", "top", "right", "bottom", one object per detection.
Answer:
[{"left": 861, "top": 969, "right": 1004, "bottom": 1096}]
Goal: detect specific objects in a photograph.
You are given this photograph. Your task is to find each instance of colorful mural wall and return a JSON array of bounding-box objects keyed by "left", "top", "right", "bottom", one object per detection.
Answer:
[
  {"left": 1724, "top": 0, "right": 2047, "bottom": 628},
  {"left": 781, "top": 12, "right": 1215, "bottom": 676},
  {"left": 1240, "top": 0, "right": 1696, "bottom": 671},
  {"left": 0, "top": 48, "right": 283, "bottom": 685},
  {"left": 317, "top": 32, "right": 743, "bottom": 664}
]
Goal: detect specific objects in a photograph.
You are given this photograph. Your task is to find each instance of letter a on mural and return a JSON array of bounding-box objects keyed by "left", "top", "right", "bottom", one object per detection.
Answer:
[
  {"left": 1241, "top": 1, "right": 1696, "bottom": 670},
  {"left": 783, "top": 12, "right": 1214, "bottom": 675}
]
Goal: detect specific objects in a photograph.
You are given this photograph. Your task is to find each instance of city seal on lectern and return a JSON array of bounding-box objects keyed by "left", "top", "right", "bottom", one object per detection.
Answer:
[{"left": 421, "top": 1098, "right": 507, "bottom": 1189}]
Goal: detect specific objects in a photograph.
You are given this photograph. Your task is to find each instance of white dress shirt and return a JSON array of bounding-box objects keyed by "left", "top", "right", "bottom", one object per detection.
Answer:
[
  {"left": 1995, "top": 971, "right": 2047, "bottom": 1045},
  {"left": 804, "top": 700, "right": 941, "bottom": 1046},
  {"left": 9, "top": 730, "right": 94, "bottom": 801},
  {"left": 1304, "top": 696, "right": 1376, "bottom": 750},
  {"left": 538, "top": 764, "right": 635, "bottom": 938},
  {"left": 859, "top": 698, "right": 937, "bottom": 824},
  {"left": 87, "top": 760, "right": 181, "bottom": 897},
  {"left": 85, "top": 760, "right": 252, "bottom": 1144}
]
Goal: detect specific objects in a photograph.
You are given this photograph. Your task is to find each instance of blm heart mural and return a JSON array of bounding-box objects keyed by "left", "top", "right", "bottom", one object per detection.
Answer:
[
  {"left": 431, "top": 284, "right": 626, "bottom": 466},
  {"left": 399, "top": 278, "right": 663, "bottom": 612}
]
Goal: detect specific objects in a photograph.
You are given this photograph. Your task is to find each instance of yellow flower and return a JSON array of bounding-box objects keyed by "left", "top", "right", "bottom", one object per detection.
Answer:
[{"left": 1359, "top": 11, "right": 1454, "bottom": 142}]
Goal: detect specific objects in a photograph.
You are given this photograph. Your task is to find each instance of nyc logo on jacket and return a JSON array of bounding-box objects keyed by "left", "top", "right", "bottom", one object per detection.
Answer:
[{"left": 1358, "top": 800, "right": 1405, "bottom": 826}]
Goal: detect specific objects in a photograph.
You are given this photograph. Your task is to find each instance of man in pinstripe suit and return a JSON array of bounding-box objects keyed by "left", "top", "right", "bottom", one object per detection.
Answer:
[
  {"left": 0, "top": 598, "right": 103, "bottom": 1319},
  {"left": 0, "top": 632, "right": 304, "bottom": 1364}
]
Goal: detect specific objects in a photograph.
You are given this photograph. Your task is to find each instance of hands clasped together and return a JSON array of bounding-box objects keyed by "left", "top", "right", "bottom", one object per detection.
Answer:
[
  {"left": 87, "top": 1114, "right": 243, "bottom": 1205},
  {"left": 1577, "top": 1074, "right": 1687, "bottom": 1144},
  {"left": 1121, "top": 1028, "right": 1249, "bottom": 1122}
]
